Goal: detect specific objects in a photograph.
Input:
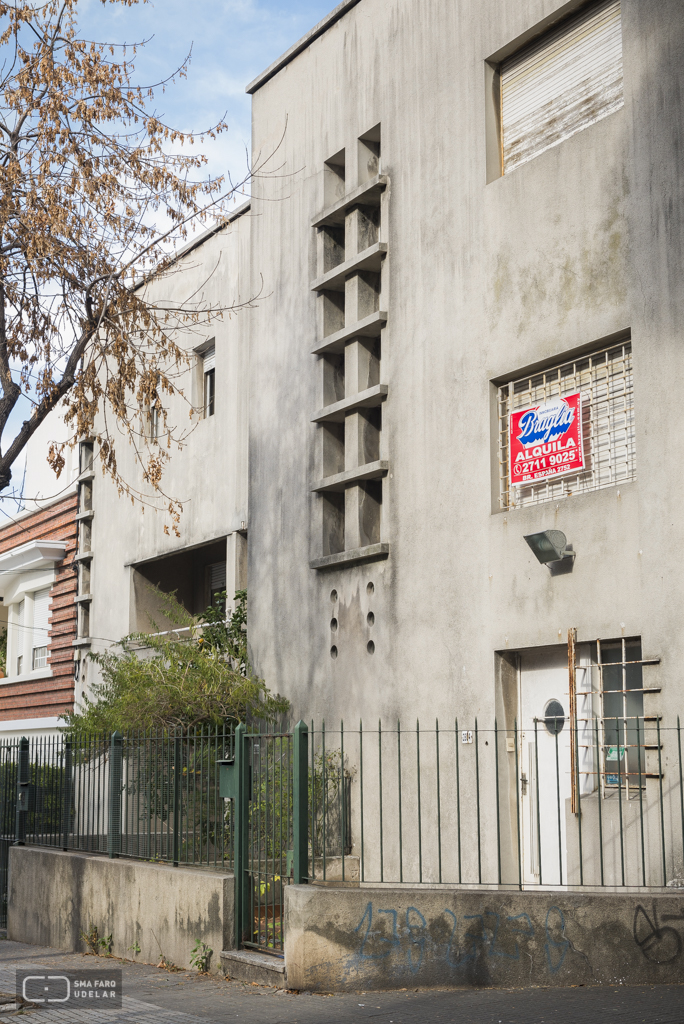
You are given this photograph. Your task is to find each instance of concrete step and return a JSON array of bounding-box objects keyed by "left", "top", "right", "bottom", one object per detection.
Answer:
[{"left": 220, "top": 949, "right": 287, "bottom": 988}]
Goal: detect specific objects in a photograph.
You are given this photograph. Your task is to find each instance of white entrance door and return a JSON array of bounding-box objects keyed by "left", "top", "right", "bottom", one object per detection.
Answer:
[{"left": 518, "top": 646, "right": 572, "bottom": 887}]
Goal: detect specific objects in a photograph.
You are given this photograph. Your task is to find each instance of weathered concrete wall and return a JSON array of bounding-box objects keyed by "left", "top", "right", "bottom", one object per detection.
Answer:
[
  {"left": 285, "top": 885, "right": 684, "bottom": 991},
  {"left": 84, "top": 205, "right": 252, "bottom": 707},
  {"left": 246, "top": 0, "right": 684, "bottom": 719},
  {"left": 8, "top": 847, "right": 234, "bottom": 974}
]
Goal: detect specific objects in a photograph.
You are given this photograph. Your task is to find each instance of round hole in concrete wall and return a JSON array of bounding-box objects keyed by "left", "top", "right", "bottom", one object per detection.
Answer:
[
  {"left": 367, "top": 641, "right": 375, "bottom": 655},
  {"left": 367, "top": 582, "right": 374, "bottom": 595},
  {"left": 330, "top": 617, "right": 338, "bottom": 632},
  {"left": 367, "top": 612, "right": 375, "bottom": 626},
  {"left": 330, "top": 589, "right": 338, "bottom": 603},
  {"left": 330, "top": 645, "right": 338, "bottom": 659}
]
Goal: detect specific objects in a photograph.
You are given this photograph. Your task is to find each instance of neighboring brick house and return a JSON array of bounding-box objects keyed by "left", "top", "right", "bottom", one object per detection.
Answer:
[{"left": 0, "top": 493, "right": 78, "bottom": 732}]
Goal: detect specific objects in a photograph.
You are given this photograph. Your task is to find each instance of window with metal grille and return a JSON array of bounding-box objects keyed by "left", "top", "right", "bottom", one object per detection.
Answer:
[
  {"left": 497, "top": 340, "right": 634, "bottom": 510},
  {"left": 500, "top": 0, "right": 623, "bottom": 175},
  {"left": 574, "top": 638, "right": 660, "bottom": 798}
]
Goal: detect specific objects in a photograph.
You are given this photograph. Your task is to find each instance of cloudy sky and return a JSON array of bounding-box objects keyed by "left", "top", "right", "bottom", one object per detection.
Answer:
[{"left": 80, "top": 0, "right": 336, "bottom": 190}]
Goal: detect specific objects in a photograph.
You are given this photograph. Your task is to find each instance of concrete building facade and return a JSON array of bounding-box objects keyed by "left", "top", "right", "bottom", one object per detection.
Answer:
[
  {"left": 243, "top": 0, "right": 684, "bottom": 887},
  {"left": 5, "top": 0, "right": 683, "bottom": 890}
]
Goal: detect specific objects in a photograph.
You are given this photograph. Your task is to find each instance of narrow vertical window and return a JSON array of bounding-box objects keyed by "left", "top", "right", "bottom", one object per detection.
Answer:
[
  {"left": 203, "top": 345, "right": 216, "bottom": 418},
  {"left": 31, "top": 587, "right": 50, "bottom": 670}
]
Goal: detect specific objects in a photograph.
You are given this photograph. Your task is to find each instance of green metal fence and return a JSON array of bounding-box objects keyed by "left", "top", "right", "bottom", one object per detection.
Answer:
[
  {"left": 16, "top": 728, "right": 235, "bottom": 870},
  {"left": 5, "top": 712, "right": 684, "bottom": 944},
  {"left": 0, "top": 740, "right": 18, "bottom": 928},
  {"left": 307, "top": 717, "right": 684, "bottom": 891}
]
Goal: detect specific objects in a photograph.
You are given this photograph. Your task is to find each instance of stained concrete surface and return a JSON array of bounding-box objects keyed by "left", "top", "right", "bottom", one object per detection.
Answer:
[
  {"left": 0, "top": 939, "right": 682, "bottom": 1023},
  {"left": 8, "top": 847, "right": 234, "bottom": 974}
]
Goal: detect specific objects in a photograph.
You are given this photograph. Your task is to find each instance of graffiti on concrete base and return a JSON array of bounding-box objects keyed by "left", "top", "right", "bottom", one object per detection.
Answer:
[
  {"left": 352, "top": 902, "right": 569, "bottom": 975},
  {"left": 633, "top": 905, "right": 683, "bottom": 964}
]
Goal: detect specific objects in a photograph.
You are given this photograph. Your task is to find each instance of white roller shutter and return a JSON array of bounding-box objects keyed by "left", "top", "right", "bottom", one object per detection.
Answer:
[
  {"left": 203, "top": 345, "right": 216, "bottom": 373},
  {"left": 32, "top": 587, "right": 50, "bottom": 663},
  {"left": 210, "top": 562, "right": 226, "bottom": 592},
  {"left": 501, "top": 0, "right": 623, "bottom": 174}
]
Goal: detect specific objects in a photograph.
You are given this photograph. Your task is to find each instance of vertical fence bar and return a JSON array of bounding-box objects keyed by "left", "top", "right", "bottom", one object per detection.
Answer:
[
  {"left": 293, "top": 721, "right": 309, "bottom": 885},
  {"left": 616, "top": 718, "right": 625, "bottom": 887},
  {"left": 575, "top": 714, "right": 583, "bottom": 886},
  {"left": 514, "top": 720, "right": 522, "bottom": 890},
  {"left": 455, "top": 718, "right": 462, "bottom": 884},
  {"left": 416, "top": 720, "right": 422, "bottom": 884},
  {"left": 321, "top": 721, "right": 326, "bottom": 881},
  {"left": 435, "top": 719, "right": 442, "bottom": 885},
  {"left": 340, "top": 721, "right": 345, "bottom": 882},
  {"left": 310, "top": 721, "right": 316, "bottom": 882},
  {"left": 554, "top": 724, "right": 562, "bottom": 886},
  {"left": 657, "top": 718, "right": 667, "bottom": 886},
  {"left": 679, "top": 718, "right": 684, "bottom": 880},
  {"left": 475, "top": 719, "right": 482, "bottom": 886},
  {"left": 233, "top": 723, "right": 249, "bottom": 948},
  {"left": 108, "top": 732, "right": 123, "bottom": 859},
  {"left": 173, "top": 733, "right": 181, "bottom": 866},
  {"left": 636, "top": 716, "right": 646, "bottom": 887},
  {"left": 61, "top": 740, "right": 72, "bottom": 851},
  {"left": 534, "top": 720, "right": 542, "bottom": 886},
  {"left": 14, "top": 737, "right": 28, "bottom": 847},
  {"left": 494, "top": 720, "right": 501, "bottom": 886},
  {"left": 397, "top": 721, "right": 403, "bottom": 884},
  {"left": 594, "top": 718, "right": 604, "bottom": 886},
  {"left": 359, "top": 721, "right": 365, "bottom": 884},
  {"left": 378, "top": 720, "right": 384, "bottom": 883}
]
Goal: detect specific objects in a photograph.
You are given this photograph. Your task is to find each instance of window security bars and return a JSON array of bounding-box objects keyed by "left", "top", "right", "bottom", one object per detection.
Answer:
[{"left": 498, "top": 341, "right": 634, "bottom": 510}]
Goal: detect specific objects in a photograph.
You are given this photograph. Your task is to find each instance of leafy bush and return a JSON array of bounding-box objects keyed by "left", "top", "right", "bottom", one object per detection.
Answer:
[{"left": 65, "top": 589, "right": 288, "bottom": 733}]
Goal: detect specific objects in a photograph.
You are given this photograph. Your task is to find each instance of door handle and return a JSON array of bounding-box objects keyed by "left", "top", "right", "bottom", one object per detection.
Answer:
[{"left": 520, "top": 772, "right": 528, "bottom": 796}]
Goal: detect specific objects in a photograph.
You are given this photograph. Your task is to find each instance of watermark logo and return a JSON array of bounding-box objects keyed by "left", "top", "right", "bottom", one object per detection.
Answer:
[{"left": 16, "top": 969, "right": 122, "bottom": 1009}]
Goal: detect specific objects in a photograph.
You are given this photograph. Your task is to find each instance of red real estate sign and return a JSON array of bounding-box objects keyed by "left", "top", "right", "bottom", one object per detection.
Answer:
[{"left": 509, "top": 392, "right": 584, "bottom": 487}]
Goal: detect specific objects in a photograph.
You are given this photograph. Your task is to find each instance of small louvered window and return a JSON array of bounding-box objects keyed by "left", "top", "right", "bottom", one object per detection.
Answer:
[{"left": 501, "top": 0, "right": 623, "bottom": 174}]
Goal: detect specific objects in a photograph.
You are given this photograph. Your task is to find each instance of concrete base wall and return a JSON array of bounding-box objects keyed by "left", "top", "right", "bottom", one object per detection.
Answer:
[
  {"left": 285, "top": 885, "right": 684, "bottom": 991},
  {"left": 8, "top": 847, "right": 234, "bottom": 974}
]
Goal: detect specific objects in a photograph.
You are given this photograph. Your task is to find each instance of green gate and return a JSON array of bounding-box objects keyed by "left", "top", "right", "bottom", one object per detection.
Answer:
[{"left": 219, "top": 721, "right": 308, "bottom": 954}]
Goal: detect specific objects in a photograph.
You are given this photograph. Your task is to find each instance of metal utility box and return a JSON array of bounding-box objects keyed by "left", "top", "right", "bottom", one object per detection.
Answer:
[{"left": 217, "top": 758, "right": 237, "bottom": 800}]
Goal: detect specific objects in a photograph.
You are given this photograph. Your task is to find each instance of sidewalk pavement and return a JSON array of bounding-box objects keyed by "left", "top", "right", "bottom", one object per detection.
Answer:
[{"left": 0, "top": 939, "right": 682, "bottom": 1023}]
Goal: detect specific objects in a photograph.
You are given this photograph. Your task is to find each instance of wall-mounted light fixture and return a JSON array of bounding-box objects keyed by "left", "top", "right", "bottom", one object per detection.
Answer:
[{"left": 524, "top": 530, "right": 574, "bottom": 564}]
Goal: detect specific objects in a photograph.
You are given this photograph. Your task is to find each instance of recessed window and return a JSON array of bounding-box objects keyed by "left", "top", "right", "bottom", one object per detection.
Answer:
[
  {"left": 32, "top": 647, "right": 47, "bottom": 670},
  {"left": 203, "top": 345, "right": 216, "bottom": 418},
  {"left": 149, "top": 404, "right": 160, "bottom": 440},
  {"left": 599, "top": 638, "right": 645, "bottom": 790},
  {"left": 497, "top": 340, "right": 634, "bottom": 510},
  {"left": 499, "top": 0, "right": 623, "bottom": 175},
  {"left": 32, "top": 588, "right": 50, "bottom": 673}
]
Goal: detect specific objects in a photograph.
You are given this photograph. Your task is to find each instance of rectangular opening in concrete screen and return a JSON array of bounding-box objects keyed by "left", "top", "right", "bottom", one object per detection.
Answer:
[
  {"left": 132, "top": 537, "right": 227, "bottom": 631},
  {"left": 498, "top": 0, "right": 623, "bottom": 176},
  {"left": 311, "top": 127, "right": 389, "bottom": 570},
  {"left": 497, "top": 338, "right": 634, "bottom": 510}
]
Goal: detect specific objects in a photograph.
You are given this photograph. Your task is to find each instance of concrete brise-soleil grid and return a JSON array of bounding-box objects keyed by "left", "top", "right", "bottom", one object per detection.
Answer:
[{"left": 497, "top": 339, "right": 635, "bottom": 510}]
